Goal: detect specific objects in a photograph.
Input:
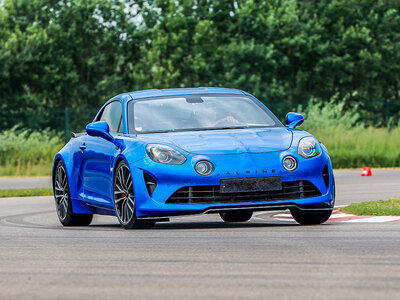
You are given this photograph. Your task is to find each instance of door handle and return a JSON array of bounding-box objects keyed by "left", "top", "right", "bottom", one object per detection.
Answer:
[{"left": 80, "top": 143, "right": 87, "bottom": 151}]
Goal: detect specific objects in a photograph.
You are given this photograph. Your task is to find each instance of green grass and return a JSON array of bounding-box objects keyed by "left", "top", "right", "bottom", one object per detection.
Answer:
[
  {"left": 340, "top": 198, "right": 400, "bottom": 216},
  {"left": 0, "top": 127, "right": 63, "bottom": 176},
  {"left": 309, "top": 126, "right": 400, "bottom": 169},
  {"left": 0, "top": 163, "right": 56, "bottom": 177},
  {"left": 298, "top": 100, "right": 400, "bottom": 169},
  {"left": 0, "top": 187, "right": 53, "bottom": 198}
]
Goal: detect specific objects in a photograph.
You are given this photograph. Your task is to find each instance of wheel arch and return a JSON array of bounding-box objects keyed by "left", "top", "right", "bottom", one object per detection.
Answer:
[
  {"left": 113, "top": 155, "right": 130, "bottom": 180},
  {"left": 52, "top": 154, "right": 65, "bottom": 195},
  {"left": 52, "top": 153, "right": 92, "bottom": 215}
]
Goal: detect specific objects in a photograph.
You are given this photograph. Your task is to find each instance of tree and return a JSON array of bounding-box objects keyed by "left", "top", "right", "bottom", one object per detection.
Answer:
[{"left": 0, "top": 0, "right": 399, "bottom": 127}]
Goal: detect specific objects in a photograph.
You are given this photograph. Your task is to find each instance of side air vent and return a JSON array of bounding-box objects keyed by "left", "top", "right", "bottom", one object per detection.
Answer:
[
  {"left": 322, "top": 164, "right": 329, "bottom": 188},
  {"left": 144, "top": 173, "right": 157, "bottom": 196}
]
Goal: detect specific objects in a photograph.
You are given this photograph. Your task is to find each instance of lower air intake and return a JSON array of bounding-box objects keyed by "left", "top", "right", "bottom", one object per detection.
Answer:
[
  {"left": 166, "top": 180, "right": 321, "bottom": 204},
  {"left": 322, "top": 164, "right": 330, "bottom": 188},
  {"left": 144, "top": 173, "right": 157, "bottom": 196}
]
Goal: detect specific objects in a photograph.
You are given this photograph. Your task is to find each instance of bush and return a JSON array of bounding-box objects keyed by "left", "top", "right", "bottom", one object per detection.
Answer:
[
  {"left": 0, "top": 127, "right": 63, "bottom": 176},
  {"left": 297, "top": 98, "right": 361, "bottom": 131}
]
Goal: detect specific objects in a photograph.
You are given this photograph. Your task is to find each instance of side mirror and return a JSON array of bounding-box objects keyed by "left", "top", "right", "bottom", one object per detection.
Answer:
[
  {"left": 86, "top": 121, "right": 114, "bottom": 142},
  {"left": 285, "top": 112, "right": 304, "bottom": 129}
]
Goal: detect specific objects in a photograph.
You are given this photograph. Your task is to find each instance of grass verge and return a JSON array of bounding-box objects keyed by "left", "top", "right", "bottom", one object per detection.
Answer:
[
  {"left": 310, "top": 126, "right": 400, "bottom": 168},
  {"left": 0, "top": 187, "right": 53, "bottom": 198},
  {"left": 0, "top": 127, "right": 63, "bottom": 176},
  {"left": 340, "top": 198, "right": 400, "bottom": 216}
]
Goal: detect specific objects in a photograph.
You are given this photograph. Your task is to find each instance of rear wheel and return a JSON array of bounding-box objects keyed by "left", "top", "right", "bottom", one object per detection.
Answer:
[
  {"left": 54, "top": 161, "right": 93, "bottom": 226},
  {"left": 290, "top": 208, "right": 332, "bottom": 225},
  {"left": 114, "top": 161, "right": 155, "bottom": 229},
  {"left": 220, "top": 210, "right": 253, "bottom": 222}
]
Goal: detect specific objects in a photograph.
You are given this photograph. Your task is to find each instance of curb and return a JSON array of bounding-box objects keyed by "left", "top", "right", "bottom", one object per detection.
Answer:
[{"left": 271, "top": 209, "right": 400, "bottom": 223}]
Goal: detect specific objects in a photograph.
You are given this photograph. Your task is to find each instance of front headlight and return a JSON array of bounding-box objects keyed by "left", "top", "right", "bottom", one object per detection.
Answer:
[
  {"left": 298, "top": 137, "right": 321, "bottom": 158},
  {"left": 146, "top": 144, "right": 187, "bottom": 165}
]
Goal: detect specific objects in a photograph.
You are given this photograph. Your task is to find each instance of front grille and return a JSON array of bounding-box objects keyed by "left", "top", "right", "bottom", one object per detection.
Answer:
[{"left": 166, "top": 180, "right": 321, "bottom": 204}]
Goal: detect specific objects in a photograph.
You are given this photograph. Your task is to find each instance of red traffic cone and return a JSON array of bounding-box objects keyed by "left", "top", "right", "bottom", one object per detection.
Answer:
[{"left": 361, "top": 167, "right": 372, "bottom": 176}]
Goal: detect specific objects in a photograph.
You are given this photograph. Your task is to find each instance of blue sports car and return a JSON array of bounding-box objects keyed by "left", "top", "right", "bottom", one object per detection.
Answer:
[{"left": 53, "top": 88, "right": 335, "bottom": 229}]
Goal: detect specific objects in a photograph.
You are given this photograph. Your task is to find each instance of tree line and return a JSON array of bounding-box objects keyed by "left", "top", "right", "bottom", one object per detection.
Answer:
[{"left": 1, "top": 0, "right": 399, "bottom": 126}]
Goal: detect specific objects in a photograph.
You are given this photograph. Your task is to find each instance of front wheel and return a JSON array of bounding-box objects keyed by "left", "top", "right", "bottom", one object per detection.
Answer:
[
  {"left": 54, "top": 161, "right": 93, "bottom": 226},
  {"left": 220, "top": 210, "right": 253, "bottom": 222},
  {"left": 114, "top": 161, "right": 155, "bottom": 229},
  {"left": 290, "top": 208, "right": 332, "bottom": 225}
]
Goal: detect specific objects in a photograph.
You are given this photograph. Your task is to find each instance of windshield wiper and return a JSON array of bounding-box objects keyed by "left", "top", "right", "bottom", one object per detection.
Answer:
[
  {"left": 200, "top": 125, "right": 272, "bottom": 131},
  {"left": 201, "top": 126, "right": 250, "bottom": 131},
  {"left": 138, "top": 129, "right": 177, "bottom": 134},
  {"left": 137, "top": 125, "right": 270, "bottom": 134}
]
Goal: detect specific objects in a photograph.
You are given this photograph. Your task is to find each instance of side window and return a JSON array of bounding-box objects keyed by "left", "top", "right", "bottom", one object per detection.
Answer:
[{"left": 99, "top": 101, "right": 123, "bottom": 134}]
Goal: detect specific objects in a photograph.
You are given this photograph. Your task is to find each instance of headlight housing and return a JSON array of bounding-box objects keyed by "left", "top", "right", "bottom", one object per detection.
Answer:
[
  {"left": 298, "top": 137, "right": 321, "bottom": 158},
  {"left": 146, "top": 144, "right": 187, "bottom": 165}
]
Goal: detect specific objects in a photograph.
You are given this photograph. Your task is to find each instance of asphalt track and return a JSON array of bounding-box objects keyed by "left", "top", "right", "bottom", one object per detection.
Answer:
[
  {"left": 0, "top": 176, "right": 51, "bottom": 189},
  {"left": 0, "top": 169, "right": 399, "bottom": 299}
]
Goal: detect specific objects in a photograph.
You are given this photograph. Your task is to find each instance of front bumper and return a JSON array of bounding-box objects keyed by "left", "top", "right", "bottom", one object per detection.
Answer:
[{"left": 129, "top": 148, "right": 335, "bottom": 218}]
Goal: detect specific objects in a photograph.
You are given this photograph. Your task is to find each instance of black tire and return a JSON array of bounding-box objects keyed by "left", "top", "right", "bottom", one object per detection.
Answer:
[
  {"left": 54, "top": 161, "right": 93, "bottom": 226},
  {"left": 113, "top": 160, "right": 155, "bottom": 229},
  {"left": 290, "top": 208, "right": 332, "bottom": 225},
  {"left": 220, "top": 210, "right": 253, "bottom": 222}
]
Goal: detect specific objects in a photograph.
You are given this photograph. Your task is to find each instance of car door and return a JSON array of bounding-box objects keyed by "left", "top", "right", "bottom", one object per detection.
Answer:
[{"left": 81, "top": 100, "right": 123, "bottom": 208}]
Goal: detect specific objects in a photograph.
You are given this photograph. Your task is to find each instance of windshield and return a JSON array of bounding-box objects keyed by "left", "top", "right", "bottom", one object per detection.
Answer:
[{"left": 127, "top": 94, "right": 281, "bottom": 133}]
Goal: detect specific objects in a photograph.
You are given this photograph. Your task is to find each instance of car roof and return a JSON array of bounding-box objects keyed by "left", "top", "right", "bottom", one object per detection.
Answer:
[{"left": 116, "top": 87, "right": 246, "bottom": 103}]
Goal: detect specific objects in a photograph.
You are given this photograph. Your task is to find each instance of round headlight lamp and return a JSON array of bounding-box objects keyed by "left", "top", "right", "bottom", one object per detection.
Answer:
[
  {"left": 195, "top": 160, "right": 214, "bottom": 176},
  {"left": 282, "top": 155, "right": 298, "bottom": 172},
  {"left": 298, "top": 137, "right": 321, "bottom": 158}
]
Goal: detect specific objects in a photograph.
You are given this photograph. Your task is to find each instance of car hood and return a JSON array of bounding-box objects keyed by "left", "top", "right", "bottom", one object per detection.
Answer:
[{"left": 135, "top": 127, "right": 293, "bottom": 155}]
